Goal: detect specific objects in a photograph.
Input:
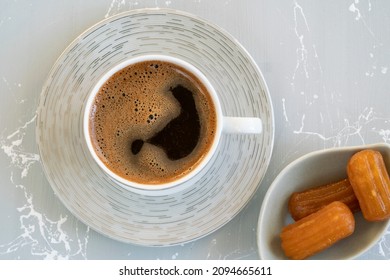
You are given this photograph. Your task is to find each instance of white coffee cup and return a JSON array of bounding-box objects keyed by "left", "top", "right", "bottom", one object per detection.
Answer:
[{"left": 83, "top": 55, "right": 262, "bottom": 195}]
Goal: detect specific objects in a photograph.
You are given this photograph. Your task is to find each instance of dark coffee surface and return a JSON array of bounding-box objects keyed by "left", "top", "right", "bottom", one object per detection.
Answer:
[{"left": 88, "top": 60, "right": 217, "bottom": 185}]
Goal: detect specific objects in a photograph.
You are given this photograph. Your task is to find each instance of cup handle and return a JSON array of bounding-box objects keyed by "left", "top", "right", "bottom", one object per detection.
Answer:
[{"left": 222, "top": 116, "right": 262, "bottom": 134}]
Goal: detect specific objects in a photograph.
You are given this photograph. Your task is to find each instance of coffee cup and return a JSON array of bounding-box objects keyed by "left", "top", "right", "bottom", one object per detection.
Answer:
[{"left": 83, "top": 54, "right": 262, "bottom": 194}]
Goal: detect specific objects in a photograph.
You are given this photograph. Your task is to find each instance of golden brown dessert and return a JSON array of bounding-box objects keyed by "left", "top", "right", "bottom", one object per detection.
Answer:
[
  {"left": 280, "top": 201, "right": 355, "bottom": 260},
  {"left": 288, "top": 178, "right": 360, "bottom": 221},
  {"left": 347, "top": 149, "right": 390, "bottom": 221}
]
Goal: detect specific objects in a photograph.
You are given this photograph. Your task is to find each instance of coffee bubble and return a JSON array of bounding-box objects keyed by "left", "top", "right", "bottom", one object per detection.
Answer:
[{"left": 89, "top": 60, "right": 216, "bottom": 185}]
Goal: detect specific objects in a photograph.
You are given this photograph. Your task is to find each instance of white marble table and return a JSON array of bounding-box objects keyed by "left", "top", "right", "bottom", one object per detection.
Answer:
[{"left": 1, "top": 0, "right": 389, "bottom": 259}]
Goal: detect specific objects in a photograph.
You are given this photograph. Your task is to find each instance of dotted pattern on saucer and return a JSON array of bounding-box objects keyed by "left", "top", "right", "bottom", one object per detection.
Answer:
[{"left": 36, "top": 9, "right": 274, "bottom": 246}]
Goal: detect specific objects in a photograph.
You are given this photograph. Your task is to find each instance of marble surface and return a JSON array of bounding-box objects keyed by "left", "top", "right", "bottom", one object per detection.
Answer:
[{"left": 1, "top": 0, "right": 389, "bottom": 259}]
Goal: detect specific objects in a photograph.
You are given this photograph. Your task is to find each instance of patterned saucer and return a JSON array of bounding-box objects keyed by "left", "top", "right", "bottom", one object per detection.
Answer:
[{"left": 36, "top": 8, "right": 274, "bottom": 246}]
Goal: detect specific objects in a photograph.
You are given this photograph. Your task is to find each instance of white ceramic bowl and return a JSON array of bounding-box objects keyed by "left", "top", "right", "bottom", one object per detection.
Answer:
[{"left": 257, "top": 143, "right": 390, "bottom": 259}]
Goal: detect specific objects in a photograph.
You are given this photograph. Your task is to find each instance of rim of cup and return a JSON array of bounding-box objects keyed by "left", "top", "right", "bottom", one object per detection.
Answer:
[{"left": 83, "top": 54, "right": 223, "bottom": 193}]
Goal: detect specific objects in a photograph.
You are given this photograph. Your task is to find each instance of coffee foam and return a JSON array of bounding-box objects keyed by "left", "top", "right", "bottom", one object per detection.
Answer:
[{"left": 89, "top": 60, "right": 216, "bottom": 185}]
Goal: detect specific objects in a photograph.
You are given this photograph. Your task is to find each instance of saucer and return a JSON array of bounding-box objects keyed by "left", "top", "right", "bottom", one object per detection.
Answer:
[{"left": 36, "top": 8, "right": 274, "bottom": 246}]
